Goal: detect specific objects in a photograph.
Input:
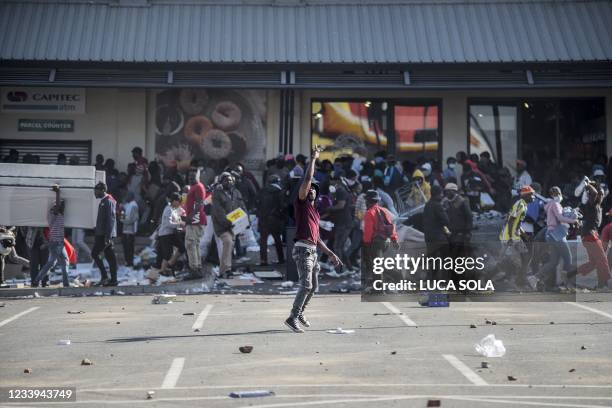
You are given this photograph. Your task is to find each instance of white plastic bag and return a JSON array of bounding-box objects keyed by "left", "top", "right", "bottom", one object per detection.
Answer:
[
  {"left": 480, "top": 192, "right": 495, "bottom": 209},
  {"left": 474, "top": 334, "right": 506, "bottom": 357}
]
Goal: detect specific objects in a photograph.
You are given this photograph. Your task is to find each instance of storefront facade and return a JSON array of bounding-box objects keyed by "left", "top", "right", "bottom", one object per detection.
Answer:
[{"left": 0, "top": 0, "right": 611, "bottom": 180}]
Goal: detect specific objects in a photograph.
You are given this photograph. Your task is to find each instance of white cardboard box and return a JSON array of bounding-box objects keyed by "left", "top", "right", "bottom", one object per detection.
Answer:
[{"left": 0, "top": 163, "right": 104, "bottom": 228}]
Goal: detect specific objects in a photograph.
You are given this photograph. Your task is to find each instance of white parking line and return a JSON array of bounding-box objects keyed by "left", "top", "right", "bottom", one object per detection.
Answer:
[
  {"left": 381, "top": 302, "right": 417, "bottom": 327},
  {"left": 566, "top": 302, "right": 612, "bottom": 320},
  {"left": 0, "top": 307, "right": 39, "bottom": 328},
  {"left": 192, "top": 304, "right": 213, "bottom": 330},
  {"left": 442, "top": 354, "right": 488, "bottom": 386},
  {"left": 161, "top": 357, "right": 185, "bottom": 389}
]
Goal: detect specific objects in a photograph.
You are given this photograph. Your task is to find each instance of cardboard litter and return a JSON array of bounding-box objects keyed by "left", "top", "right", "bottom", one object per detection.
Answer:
[{"left": 152, "top": 294, "right": 176, "bottom": 304}]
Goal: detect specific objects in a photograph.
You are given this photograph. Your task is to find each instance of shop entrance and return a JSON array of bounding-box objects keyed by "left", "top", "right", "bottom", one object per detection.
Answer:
[
  {"left": 521, "top": 98, "right": 606, "bottom": 185},
  {"left": 470, "top": 97, "right": 606, "bottom": 187}
]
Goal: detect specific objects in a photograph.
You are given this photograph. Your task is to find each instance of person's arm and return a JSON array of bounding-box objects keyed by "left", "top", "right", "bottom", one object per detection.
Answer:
[
  {"left": 435, "top": 202, "right": 451, "bottom": 236},
  {"left": 317, "top": 238, "right": 342, "bottom": 266},
  {"left": 104, "top": 199, "right": 113, "bottom": 243},
  {"left": 7, "top": 247, "right": 29, "bottom": 267},
  {"left": 462, "top": 199, "right": 473, "bottom": 231},
  {"left": 602, "top": 224, "right": 612, "bottom": 253},
  {"left": 298, "top": 148, "right": 320, "bottom": 201},
  {"left": 363, "top": 210, "right": 374, "bottom": 244}
]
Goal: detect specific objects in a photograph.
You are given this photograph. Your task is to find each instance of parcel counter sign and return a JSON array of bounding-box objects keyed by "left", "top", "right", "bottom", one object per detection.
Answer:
[
  {"left": 18, "top": 119, "right": 74, "bottom": 132},
  {"left": 1, "top": 87, "right": 85, "bottom": 113}
]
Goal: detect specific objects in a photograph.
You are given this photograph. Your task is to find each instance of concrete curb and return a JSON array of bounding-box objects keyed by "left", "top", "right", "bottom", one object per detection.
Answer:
[{"left": 0, "top": 282, "right": 212, "bottom": 298}]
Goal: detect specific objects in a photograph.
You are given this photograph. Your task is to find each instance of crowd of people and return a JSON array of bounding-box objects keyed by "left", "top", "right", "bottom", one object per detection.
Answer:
[{"left": 2, "top": 145, "right": 612, "bottom": 293}]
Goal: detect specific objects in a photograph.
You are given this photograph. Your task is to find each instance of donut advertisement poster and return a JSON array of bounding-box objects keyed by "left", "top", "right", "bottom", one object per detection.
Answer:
[{"left": 154, "top": 89, "right": 267, "bottom": 173}]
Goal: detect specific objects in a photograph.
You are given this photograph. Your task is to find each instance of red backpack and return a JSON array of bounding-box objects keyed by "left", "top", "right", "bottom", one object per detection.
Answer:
[{"left": 373, "top": 208, "right": 395, "bottom": 241}]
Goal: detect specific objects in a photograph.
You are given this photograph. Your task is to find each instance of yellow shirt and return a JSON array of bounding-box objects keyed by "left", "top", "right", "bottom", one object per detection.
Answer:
[{"left": 499, "top": 199, "right": 527, "bottom": 242}]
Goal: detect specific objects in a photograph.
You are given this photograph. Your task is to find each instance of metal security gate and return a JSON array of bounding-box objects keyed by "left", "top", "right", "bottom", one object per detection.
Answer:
[{"left": 0, "top": 139, "right": 91, "bottom": 165}]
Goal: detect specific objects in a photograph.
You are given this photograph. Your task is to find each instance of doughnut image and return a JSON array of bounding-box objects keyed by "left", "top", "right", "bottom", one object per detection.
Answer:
[
  {"left": 211, "top": 101, "right": 242, "bottom": 131},
  {"left": 158, "top": 144, "right": 193, "bottom": 172},
  {"left": 201, "top": 129, "right": 232, "bottom": 160},
  {"left": 155, "top": 104, "right": 184, "bottom": 136},
  {"left": 227, "top": 131, "right": 247, "bottom": 160},
  {"left": 184, "top": 115, "right": 213, "bottom": 146},
  {"left": 179, "top": 89, "right": 209, "bottom": 115}
]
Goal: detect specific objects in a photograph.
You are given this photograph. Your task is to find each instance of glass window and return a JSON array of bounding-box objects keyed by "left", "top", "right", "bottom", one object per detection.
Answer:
[
  {"left": 394, "top": 105, "right": 439, "bottom": 161},
  {"left": 312, "top": 100, "right": 440, "bottom": 162},
  {"left": 469, "top": 104, "right": 517, "bottom": 168}
]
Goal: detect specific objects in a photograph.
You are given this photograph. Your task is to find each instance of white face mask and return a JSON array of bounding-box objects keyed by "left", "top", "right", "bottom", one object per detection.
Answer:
[
  {"left": 448, "top": 163, "right": 456, "bottom": 169},
  {"left": 553, "top": 195, "right": 562, "bottom": 203}
]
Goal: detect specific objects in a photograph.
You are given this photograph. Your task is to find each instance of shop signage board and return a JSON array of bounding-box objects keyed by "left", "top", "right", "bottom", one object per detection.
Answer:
[
  {"left": 18, "top": 119, "right": 74, "bottom": 132},
  {"left": 1, "top": 87, "right": 86, "bottom": 113}
]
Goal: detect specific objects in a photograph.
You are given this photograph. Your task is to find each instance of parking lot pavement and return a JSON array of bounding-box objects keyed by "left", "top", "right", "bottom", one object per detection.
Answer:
[{"left": 1, "top": 294, "right": 612, "bottom": 407}]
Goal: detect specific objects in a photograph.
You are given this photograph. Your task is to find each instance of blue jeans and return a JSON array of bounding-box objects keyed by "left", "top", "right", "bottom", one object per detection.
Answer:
[{"left": 35, "top": 241, "right": 69, "bottom": 287}]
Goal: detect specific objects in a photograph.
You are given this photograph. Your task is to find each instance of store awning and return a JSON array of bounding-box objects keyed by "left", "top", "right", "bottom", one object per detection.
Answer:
[{"left": 1, "top": 65, "right": 612, "bottom": 89}]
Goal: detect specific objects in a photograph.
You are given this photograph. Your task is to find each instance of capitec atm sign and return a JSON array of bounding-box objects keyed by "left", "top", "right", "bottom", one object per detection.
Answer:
[{"left": 1, "top": 88, "right": 85, "bottom": 113}]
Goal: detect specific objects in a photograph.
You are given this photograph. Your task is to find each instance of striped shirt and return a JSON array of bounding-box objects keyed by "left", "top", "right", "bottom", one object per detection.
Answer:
[
  {"left": 48, "top": 209, "right": 65, "bottom": 243},
  {"left": 499, "top": 199, "right": 527, "bottom": 242}
]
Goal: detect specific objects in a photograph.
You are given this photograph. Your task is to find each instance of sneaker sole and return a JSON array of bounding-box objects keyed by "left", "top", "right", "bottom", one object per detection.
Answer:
[{"left": 284, "top": 321, "right": 304, "bottom": 333}]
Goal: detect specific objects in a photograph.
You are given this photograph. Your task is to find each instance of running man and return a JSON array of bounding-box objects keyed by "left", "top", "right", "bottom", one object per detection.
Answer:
[{"left": 285, "top": 147, "right": 342, "bottom": 333}]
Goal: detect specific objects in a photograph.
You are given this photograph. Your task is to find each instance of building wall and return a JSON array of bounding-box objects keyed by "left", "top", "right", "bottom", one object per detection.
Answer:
[
  {"left": 0, "top": 88, "right": 147, "bottom": 170},
  {"left": 297, "top": 88, "right": 612, "bottom": 164},
  {"left": 3, "top": 86, "right": 610, "bottom": 175}
]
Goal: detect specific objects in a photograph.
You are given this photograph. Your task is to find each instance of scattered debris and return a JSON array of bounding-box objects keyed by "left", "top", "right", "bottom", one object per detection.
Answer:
[
  {"left": 427, "top": 400, "right": 441, "bottom": 407},
  {"left": 481, "top": 362, "right": 489, "bottom": 369},
  {"left": 0, "top": 302, "right": 5, "bottom": 307},
  {"left": 373, "top": 312, "right": 403, "bottom": 316},
  {"left": 229, "top": 390, "right": 275, "bottom": 398},
  {"left": 581, "top": 346, "right": 587, "bottom": 350},
  {"left": 194, "top": 328, "right": 200, "bottom": 332},
  {"left": 57, "top": 339, "right": 71, "bottom": 346},
  {"left": 569, "top": 368, "right": 576, "bottom": 373},
  {"left": 34, "top": 292, "right": 41, "bottom": 298},
  {"left": 475, "top": 334, "right": 506, "bottom": 357},
  {"left": 116, "top": 322, "right": 120, "bottom": 324},
  {"left": 390, "top": 351, "right": 397, "bottom": 355},
  {"left": 491, "top": 321, "right": 497, "bottom": 326},
  {"left": 470, "top": 324, "right": 477, "bottom": 329},
  {"left": 550, "top": 321, "right": 555, "bottom": 325},
  {"left": 326, "top": 328, "right": 355, "bottom": 334},
  {"left": 510, "top": 328, "right": 514, "bottom": 331},
  {"left": 152, "top": 294, "right": 176, "bottom": 304},
  {"left": 146, "top": 391, "right": 155, "bottom": 400},
  {"left": 485, "top": 319, "right": 492, "bottom": 325},
  {"left": 183, "top": 312, "right": 195, "bottom": 316},
  {"left": 23, "top": 368, "right": 32, "bottom": 374},
  {"left": 507, "top": 376, "right": 517, "bottom": 381},
  {"left": 67, "top": 311, "right": 85, "bottom": 314},
  {"left": 239, "top": 346, "right": 253, "bottom": 354},
  {"left": 81, "top": 358, "right": 93, "bottom": 366}
]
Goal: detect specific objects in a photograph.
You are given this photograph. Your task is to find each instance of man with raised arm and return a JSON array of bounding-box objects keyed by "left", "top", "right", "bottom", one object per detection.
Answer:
[{"left": 285, "top": 147, "right": 342, "bottom": 333}]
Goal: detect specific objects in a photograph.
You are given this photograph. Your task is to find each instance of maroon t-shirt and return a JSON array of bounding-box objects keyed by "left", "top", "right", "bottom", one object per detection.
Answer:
[{"left": 294, "top": 197, "right": 320, "bottom": 245}]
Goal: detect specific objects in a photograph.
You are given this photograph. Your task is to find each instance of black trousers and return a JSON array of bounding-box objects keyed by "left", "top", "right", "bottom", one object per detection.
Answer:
[
  {"left": 92, "top": 235, "right": 118, "bottom": 282},
  {"left": 259, "top": 217, "right": 285, "bottom": 264},
  {"left": 362, "top": 240, "right": 389, "bottom": 289},
  {"left": 122, "top": 234, "right": 135, "bottom": 267},
  {"left": 29, "top": 242, "right": 49, "bottom": 285}
]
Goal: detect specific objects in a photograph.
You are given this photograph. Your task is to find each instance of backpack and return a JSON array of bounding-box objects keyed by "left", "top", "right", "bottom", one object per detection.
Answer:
[{"left": 373, "top": 208, "right": 394, "bottom": 242}]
